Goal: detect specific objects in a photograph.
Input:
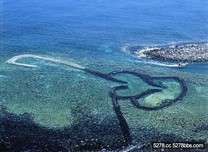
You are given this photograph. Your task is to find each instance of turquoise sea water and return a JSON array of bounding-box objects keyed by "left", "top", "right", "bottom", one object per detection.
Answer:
[{"left": 1, "top": 0, "right": 208, "bottom": 151}]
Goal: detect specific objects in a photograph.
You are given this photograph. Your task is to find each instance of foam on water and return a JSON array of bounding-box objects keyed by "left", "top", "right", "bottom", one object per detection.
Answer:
[{"left": 6, "top": 54, "right": 85, "bottom": 69}]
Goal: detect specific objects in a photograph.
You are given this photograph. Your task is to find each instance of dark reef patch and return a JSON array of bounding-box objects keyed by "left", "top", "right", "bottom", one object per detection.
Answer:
[
  {"left": 1, "top": 109, "right": 206, "bottom": 152},
  {"left": 0, "top": 108, "right": 125, "bottom": 152},
  {"left": 194, "top": 123, "right": 208, "bottom": 133},
  {"left": 128, "top": 43, "right": 208, "bottom": 62}
]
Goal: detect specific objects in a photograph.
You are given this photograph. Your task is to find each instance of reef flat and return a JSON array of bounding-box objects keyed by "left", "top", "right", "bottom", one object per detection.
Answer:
[
  {"left": 128, "top": 43, "right": 208, "bottom": 62},
  {"left": 1, "top": 54, "right": 208, "bottom": 151},
  {"left": 5, "top": 54, "right": 189, "bottom": 145}
]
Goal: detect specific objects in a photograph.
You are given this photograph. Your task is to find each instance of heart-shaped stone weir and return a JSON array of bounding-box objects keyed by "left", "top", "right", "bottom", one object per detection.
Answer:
[{"left": 107, "top": 70, "right": 188, "bottom": 144}]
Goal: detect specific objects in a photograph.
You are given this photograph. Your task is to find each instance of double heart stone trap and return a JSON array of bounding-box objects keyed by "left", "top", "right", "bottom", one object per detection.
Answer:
[{"left": 6, "top": 54, "right": 188, "bottom": 146}]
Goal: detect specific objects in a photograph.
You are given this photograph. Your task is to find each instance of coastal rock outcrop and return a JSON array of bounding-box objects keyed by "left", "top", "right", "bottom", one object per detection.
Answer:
[{"left": 128, "top": 43, "right": 208, "bottom": 62}]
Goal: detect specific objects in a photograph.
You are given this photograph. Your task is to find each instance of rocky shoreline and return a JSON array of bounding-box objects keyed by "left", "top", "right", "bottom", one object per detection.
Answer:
[{"left": 129, "top": 43, "right": 208, "bottom": 62}]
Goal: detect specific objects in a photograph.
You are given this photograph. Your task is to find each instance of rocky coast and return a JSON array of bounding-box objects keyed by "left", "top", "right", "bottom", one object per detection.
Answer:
[{"left": 130, "top": 43, "right": 208, "bottom": 62}]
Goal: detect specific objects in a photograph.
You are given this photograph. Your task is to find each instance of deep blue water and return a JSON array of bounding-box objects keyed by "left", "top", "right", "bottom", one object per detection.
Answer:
[{"left": 1, "top": 0, "right": 208, "bottom": 72}]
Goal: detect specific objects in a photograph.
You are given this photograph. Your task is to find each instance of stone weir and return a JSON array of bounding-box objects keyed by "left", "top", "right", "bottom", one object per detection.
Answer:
[{"left": 129, "top": 43, "right": 208, "bottom": 62}]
